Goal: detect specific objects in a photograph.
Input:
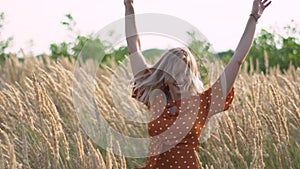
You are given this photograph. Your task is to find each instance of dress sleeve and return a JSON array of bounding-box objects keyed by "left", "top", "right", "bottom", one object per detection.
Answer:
[{"left": 200, "top": 79, "right": 234, "bottom": 115}]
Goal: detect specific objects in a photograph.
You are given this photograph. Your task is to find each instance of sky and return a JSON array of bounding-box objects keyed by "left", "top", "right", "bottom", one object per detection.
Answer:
[{"left": 1, "top": 0, "right": 300, "bottom": 56}]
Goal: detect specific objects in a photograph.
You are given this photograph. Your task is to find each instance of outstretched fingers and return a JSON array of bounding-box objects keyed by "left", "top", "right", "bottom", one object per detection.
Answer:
[{"left": 261, "top": 0, "right": 272, "bottom": 9}]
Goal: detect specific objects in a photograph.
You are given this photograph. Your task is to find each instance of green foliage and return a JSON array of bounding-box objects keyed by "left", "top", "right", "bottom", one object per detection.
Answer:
[
  {"left": 50, "top": 42, "right": 72, "bottom": 60},
  {"left": 50, "top": 14, "right": 129, "bottom": 65},
  {"left": 187, "top": 31, "right": 213, "bottom": 59},
  {"left": 187, "top": 31, "right": 215, "bottom": 83},
  {"left": 1, "top": 11, "right": 300, "bottom": 72},
  {"left": 101, "top": 46, "right": 128, "bottom": 66},
  {"left": 247, "top": 29, "right": 278, "bottom": 73},
  {"left": 216, "top": 20, "right": 300, "bottom": 73},
  {"left": 0, "top": 12, "right": 13, "bottom": 63},
  {"left": 217, "top": 50, "right": 234, "bottom": 64},
  {"left": 244, "top": 21, "right": 299, "bottom": 73},
  {"left": 49, "top": 13, "right": 78, "bottom": 61}
]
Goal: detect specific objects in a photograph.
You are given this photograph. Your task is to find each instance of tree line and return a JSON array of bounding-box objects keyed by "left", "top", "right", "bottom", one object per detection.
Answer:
[{"left": 1, "top": 12, "right": 299, "bottom": 73}]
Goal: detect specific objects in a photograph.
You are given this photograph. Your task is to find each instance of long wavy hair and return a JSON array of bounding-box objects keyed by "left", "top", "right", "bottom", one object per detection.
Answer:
[{"left": 131, "top": 47, "right": 204, "bottom": 105}]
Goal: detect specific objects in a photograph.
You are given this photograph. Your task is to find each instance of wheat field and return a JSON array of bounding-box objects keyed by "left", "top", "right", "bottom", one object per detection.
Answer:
[{"left": 0, "top": 55, "right": 299, "bottom": 169}]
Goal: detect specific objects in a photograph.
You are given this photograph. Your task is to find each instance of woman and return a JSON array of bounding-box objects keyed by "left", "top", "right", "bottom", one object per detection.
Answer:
[{"left": 124, "top": 0, "right": 271, "bottom": 168}]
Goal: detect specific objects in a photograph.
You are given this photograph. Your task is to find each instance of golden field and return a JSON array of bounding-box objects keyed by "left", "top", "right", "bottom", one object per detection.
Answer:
[{"left": 0, "top": 56, "right": 299, "bottom": 169}]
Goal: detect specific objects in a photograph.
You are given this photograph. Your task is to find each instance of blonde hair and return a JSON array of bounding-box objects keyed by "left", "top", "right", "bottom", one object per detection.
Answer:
[{"left": 132, "top": 47, "right": 204, "bottom": 105}]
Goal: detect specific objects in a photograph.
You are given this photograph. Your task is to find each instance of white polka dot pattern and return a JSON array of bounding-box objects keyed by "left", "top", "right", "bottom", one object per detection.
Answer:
[{"left": 133, "top": 80, "right": 234, "bottom": 169}]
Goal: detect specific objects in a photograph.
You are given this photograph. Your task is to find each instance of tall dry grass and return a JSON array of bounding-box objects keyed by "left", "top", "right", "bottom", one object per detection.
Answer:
[{"left": 0, "top": 55, "right": 299, "bottom": 169}]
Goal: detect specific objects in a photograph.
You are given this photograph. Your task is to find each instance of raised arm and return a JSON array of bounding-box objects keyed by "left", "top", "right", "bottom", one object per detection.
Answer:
[
  {"left": 124, "top": 0, "right": 148, "bottom": 76},
  {"left": 218, "top": 0, "right": 271, "bottom": 95},
  {"left": 205, "top": 0, "right": 271, "bottom": 117}
]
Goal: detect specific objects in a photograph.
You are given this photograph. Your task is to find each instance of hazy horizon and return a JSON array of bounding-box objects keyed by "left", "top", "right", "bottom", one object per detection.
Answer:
[{"left": 1, "top": 0, "right": 300, "bottom": 56}]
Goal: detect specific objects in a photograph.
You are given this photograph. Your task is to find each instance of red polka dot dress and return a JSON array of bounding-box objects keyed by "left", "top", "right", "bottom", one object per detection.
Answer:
[{"left": 132, "top": 78, "right": 234, "bottom": 169}]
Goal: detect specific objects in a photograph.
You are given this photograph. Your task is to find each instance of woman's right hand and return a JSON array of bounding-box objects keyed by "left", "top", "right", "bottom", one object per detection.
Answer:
[{"left": 124, "top": 0, "right": 133, "bottom": 6}]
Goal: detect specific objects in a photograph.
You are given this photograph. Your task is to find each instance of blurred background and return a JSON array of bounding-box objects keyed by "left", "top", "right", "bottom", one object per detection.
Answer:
[{"left": 0, "top": 1, "right": 299, "bottom": 169}]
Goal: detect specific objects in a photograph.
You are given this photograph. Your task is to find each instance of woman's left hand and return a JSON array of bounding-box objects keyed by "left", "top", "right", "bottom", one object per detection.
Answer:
[{"left": 251, "top": 0, "right": 272, "bottom": 20}]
